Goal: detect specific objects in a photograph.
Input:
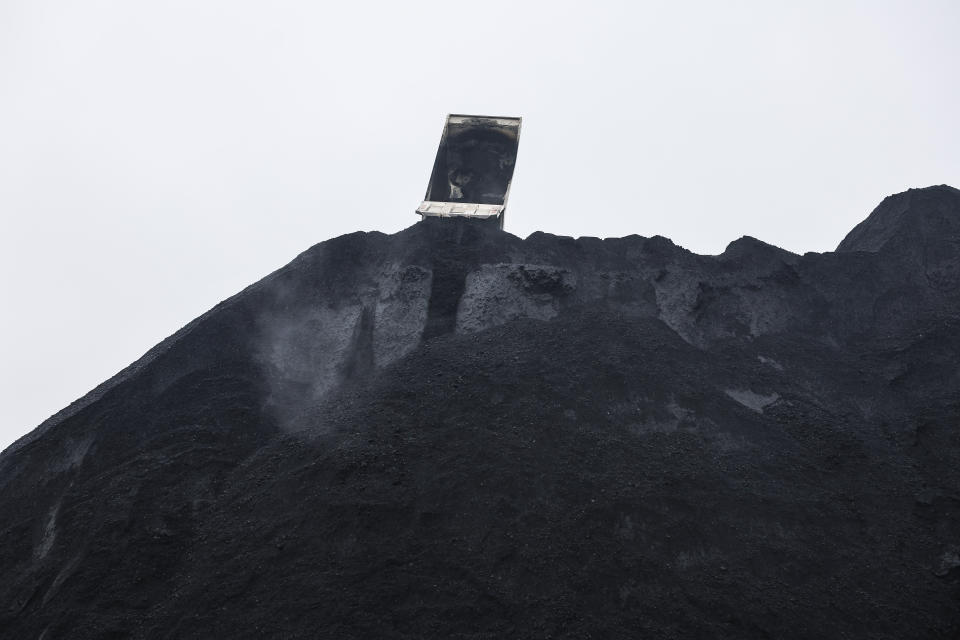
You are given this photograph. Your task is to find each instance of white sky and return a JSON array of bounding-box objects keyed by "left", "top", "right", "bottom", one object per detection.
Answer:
[{"left": 1, "top": 0, "right": 958, "bottom": 451}]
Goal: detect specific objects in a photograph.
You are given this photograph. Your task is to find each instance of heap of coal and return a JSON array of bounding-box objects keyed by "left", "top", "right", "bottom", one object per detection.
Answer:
[{"left": 2, "top": 185, "right": 960, "bottom": 639}]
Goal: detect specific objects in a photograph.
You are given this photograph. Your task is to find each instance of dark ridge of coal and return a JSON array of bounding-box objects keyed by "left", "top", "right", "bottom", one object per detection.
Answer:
[
  {"left": 2, "top": 186, "right": 960, "bottom": 639},
  {"left": 837, "top": 184, "right": 960, "bottom": 253}
]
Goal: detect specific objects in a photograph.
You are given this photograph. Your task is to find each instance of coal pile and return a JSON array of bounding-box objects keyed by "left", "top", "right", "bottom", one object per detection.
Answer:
[{"left": 2, "top": 185, "right": 960, "bottom": 639}]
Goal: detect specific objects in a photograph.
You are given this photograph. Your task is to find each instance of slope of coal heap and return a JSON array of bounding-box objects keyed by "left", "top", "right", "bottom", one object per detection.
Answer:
[{"left": 2, "top": 185, "right": 960, "bottom": 639}]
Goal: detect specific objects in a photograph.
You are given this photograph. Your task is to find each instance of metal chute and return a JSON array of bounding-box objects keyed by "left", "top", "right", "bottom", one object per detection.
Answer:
[{"left": 416, "top": 114, "right": 521, "bottom": 229}]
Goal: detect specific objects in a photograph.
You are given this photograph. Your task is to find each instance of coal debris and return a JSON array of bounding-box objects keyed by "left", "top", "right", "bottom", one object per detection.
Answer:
[{"left": 2, "top": 185, "right": 960, "bottom": 638}]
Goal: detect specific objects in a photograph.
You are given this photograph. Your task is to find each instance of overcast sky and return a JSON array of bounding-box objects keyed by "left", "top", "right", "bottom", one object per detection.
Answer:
[{"left": 1, "top": 0, "right": 958, "bottom": 452}]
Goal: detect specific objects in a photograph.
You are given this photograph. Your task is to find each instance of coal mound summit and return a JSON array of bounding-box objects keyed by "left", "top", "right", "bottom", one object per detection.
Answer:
[{"left": 3, "top": 185, "right": 960, "bottom": 639}]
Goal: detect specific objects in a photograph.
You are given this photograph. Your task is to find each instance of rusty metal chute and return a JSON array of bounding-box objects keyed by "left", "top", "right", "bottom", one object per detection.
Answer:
[{"left": 416, "top": 114, "right": 521, "bottom": 229}]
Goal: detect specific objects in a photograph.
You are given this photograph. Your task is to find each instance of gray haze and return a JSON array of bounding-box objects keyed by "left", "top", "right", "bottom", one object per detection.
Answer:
[{"left": 1, "top": 0, "right": 958, "bottom": 452}]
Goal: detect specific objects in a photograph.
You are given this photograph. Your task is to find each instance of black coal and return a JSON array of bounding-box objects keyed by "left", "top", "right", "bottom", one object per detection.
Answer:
[{"left": 2, "top": 186, "right": 959, "bottom": 639}]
